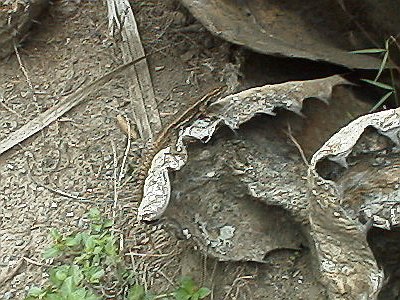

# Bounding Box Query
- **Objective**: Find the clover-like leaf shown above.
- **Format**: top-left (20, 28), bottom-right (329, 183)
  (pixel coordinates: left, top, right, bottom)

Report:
top-left (86, 266), bottom-right (105, 283)
top-left (43, 246), bottom-right (61, 259)
top-left (65, 233), bottom-right (82, 247)
top-left (196, 287), bottom-right (211, 299)
top-left (174, 288), bottom-right (191, 300)
top-left (103, 219), bottom-right (114, 228)
top-left (179, 277), bottom-right (196, 294)
top-left (69, 265), bottom-right (84, 286)
top-left (127, 284), bottom-right (146, 300)
top-left (49, 229), bottom-right (62, 241)
top-left (26, 286), bottom-right (46, 299)
top-left (88, 208), bottom-right (101, 221)
top-left (44, 293), bottom-right (63, 300)
top-left (60, 276), bottom-right (76, 296)
top-left (49, 266), bottom-right (69, 287)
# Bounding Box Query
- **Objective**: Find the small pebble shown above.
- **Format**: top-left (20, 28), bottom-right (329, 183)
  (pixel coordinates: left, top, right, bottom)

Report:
top-left (6, 164), bottom-right (15, 170)
top-left (206, 171), bottom-right (216, 178)
top-left (3, 291), bottom-right (13, 300)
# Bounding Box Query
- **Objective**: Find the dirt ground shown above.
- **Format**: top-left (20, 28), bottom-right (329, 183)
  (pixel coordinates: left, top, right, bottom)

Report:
top-left (0, 1), bottom-right (363, 299)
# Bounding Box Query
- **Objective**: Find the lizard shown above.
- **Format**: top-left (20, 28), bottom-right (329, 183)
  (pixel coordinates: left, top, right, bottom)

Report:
top-left (121, 86), bottom-right (226, 205)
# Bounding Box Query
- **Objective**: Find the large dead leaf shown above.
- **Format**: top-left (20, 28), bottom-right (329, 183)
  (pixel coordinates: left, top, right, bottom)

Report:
top-left (138, 75), bottom-right (348, 222)
top-left (180, 0), bottom-right (400, 68)
top-left (138, 75), bottom-right (400, 298)
top-left (137, 75), bottom-right (349, 266)
top-left (307, 109), bottom-right (400, 299)
top-left (311, 108), bottom-right (400, 168)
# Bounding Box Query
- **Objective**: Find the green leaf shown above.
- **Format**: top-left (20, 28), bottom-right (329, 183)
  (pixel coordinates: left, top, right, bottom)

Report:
top-left (50, 229), bottom-right (62, 241)
top-left (127, 284), bottom-right (145, 300)
top-left (369, 91), bottom-right (394, 112)
top-left (174, 289), bottom-right (191, 300)
top-left (65, 233), bottom-right (82, 247)
top-left (80, 232), bottom-right (89, 243)
top-left (55, 268), bottom-right (69, 282)
top-left (92, 254), bottom-right (101, 265)
top-left (196, 288), bottom-right (211, 299)
top-left (84, 291), bottom-right (101, 300)
top-left (60, 276), bottom-right (76, 296)
top-left (88, 208), bottom-right (101, 220)
top-left (93, 245), bottom-right (103, 255)
top-left (27, 286), bottom-right (46, 298)
top-left (87, 267), bottom-right (105, 283)
top-left (84, 236), bottom-right (96, 251)
top-left (104, 238), bottom-right (118, 256)
top-left (375, 50), bottom-right (389, 81)
top-left (180, 277), bottom-right (196, 294)
top-left (43, 246), bottom-right (61, 259)
top-left (351, 48), bottom-right (386, 54)
top-left (69, 265), bottom-right (83, 285)
top-left (68, 287), bottom-right (87, 300)
top-left (91, 224), bottom-right (102, 233)
top-left (45, 293), bottom-right (63, 300)
top-left (143, 293), bottom-right (156, 300)
top-left (49, 266), bottom-right (70, 287)
top-left (362, 79), bottom-right (394, 90)
top-left (103, 219), bottom-right (114, 228)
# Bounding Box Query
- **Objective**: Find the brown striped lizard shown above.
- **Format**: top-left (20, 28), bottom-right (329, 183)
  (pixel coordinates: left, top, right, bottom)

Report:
top-left (118, 86), bottom-right (225, 202)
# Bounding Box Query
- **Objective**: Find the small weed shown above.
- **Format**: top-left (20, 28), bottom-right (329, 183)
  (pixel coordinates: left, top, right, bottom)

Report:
top-left (25, 208), bottom-right (210, 300)
top-left (173, 277), bottom-right (211, 300)
top-left (126, 277), bottom-right (211, 300)
top-left (352, 36), bottom-right (400, 112)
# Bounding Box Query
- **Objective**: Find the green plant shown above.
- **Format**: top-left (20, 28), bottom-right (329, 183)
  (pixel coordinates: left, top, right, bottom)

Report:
top-left (26, 208), bottom-right (131, 300)
top-left (173, 277), bottom-right (211, 300)
top-left (125, 277), bottom-right (211, 300)
top-left (352, 36), bottom-right (400, 112)
top-left (26, 265), bottom-right (99, 300)
top-left (25, 209), bottom-right (211, 300)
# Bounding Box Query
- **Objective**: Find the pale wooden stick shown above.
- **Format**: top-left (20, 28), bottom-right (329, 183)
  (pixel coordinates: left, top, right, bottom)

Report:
top-left (106, 0), bottom-right (162, 141)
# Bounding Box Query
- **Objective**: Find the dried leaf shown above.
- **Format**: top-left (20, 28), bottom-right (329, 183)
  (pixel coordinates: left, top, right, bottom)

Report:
top-left (138, 75), bottom-right (349, 221)
top-left (311, 108), bottom-right (400, 168)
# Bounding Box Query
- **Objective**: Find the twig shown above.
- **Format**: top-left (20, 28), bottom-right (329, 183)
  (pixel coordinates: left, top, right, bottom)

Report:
top-left (0, 258), bottom-right (24, 285)
top-left (284, 123), bottom-right (309, 167)
top-left (0, 99), bottom-right (25, 119)
top-left (210, 260), bottom-right (218, 300)
top-left (156, 269), bottom-right (175, 286)
top-left (0, 52), bottom-right (157, 156)
top-left (22, 256), bottom-right (49, 267)
top-left (13, 43), bottom-right (40, 112)
top-left (335, 0), bottom-right (379, 48)
top-left (111, 141), bottom-right (119, 214)
top-left (26, 160), bottom-right (103, 203)
top-left (118, 117), bottom-right (132, 185)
